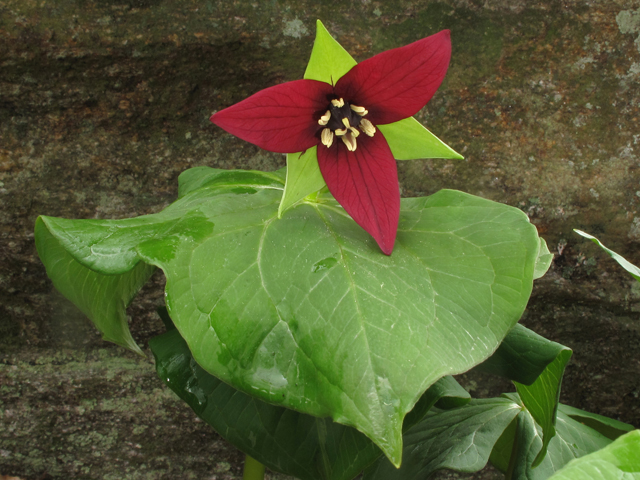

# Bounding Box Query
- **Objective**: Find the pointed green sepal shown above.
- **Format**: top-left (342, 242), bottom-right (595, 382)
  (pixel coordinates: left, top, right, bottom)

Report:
top-left (379, 117), bottom-right (463, 160)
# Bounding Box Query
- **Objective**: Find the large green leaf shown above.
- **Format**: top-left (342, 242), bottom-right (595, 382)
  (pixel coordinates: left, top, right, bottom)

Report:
top-left (149, 327), bottom-right (470, 480)
top-left (547, 429), bottom-right (640, 480)
top-left (36, 167), bottom-right (541, 464)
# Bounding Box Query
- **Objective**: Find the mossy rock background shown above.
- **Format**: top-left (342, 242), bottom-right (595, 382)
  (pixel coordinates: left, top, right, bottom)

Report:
top-left (1, 1), bottom-right (639, 478)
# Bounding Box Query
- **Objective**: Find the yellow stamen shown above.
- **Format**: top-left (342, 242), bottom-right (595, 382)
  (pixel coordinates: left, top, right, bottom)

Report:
top-left (321, 128), bottom-right (334, 147)
top-left (331, 98), bottom-right (345, 108)
top-left (350, 104), bottom-right (368, 116)
top-left (334, 127), bottom-right (348, 136)
top-left (341, 132), bottom-right (357, 151)
top-left (318, 110), bottom-right (331, 126)
top-left (341, 118), bottom-right (351, 129)
top-left (359, 118), bottom-right (376, 137)
top-left (349, 127), bottom-right (360, 137)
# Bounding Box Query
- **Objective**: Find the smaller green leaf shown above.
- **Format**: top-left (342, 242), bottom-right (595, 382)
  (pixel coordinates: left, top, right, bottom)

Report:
top-left (178, 166), bottom-right (285, 198)
top-left (404, 376), bottom-right (470, 429)
top-left (534, 237), bottom-right (553, 280)
top-left (35, 217), bottom-right (155, 354)
top-left (378, 117), bottom-right (463, 160)
top-left (508, 408), bottom-right (614, 480)
top-left (559, 404), bottom-right (635, 441)
top-left (364, 398), bottom-right (521, 480)
top-left (475, 324), bottom-right (569, 386)
top-left (574, 229), bottom-right (640, 281)
top-left (279, 147), bottom-right (327, 217)
top-left (515, 349), bottom-right (573, 467)
top-left (304, 20), bottom-right (357, 84)
top-left (547, 429), bottom-right (640, 480)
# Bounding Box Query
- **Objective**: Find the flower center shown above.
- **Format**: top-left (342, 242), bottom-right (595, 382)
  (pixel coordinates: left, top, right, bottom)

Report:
top-left (317, 98), bottom-right (376, 152)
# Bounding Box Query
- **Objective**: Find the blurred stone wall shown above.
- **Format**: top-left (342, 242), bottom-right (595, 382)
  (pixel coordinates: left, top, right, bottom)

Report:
top-left (1, 1), bottom-right (639, 479)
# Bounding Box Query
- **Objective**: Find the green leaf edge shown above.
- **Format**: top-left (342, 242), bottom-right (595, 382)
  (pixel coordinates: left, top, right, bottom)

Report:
top-left (574, 229), bottom-right (640, 281)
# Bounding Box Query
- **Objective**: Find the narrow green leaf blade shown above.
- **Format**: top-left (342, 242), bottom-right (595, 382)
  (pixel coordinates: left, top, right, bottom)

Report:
top-left (279, 147), bottom-right (326, 217)
top-left (574, 229), bottom-right (640, 281)
top-left (547, 429), bottom-right (640, 480)
top-left (515, 349), bottom-right (573, 466)
top-left (364, 398), bottom-right (521, 480)
top-left (475, 324), bottom-right (569, 386)
top-left (304, 20), bottom-right (357, 84)
top-left (559, 404), bottom-right (635, 441)
top-left (35, 217), bottom-right (154, 354)
top-left (379, 117), bottom-right (463, 160)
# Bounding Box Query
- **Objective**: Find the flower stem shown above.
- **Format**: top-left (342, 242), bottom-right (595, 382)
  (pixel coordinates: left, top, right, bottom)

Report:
top-left (242, 454), bottom-right (266, 480)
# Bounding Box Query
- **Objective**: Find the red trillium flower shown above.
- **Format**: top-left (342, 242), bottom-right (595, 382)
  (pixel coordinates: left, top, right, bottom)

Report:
top-left (211, 30), bottom-right (451, 255)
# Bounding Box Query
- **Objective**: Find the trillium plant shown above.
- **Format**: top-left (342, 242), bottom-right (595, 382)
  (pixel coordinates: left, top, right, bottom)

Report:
top-left (35, 20), bottom-right (637, 480)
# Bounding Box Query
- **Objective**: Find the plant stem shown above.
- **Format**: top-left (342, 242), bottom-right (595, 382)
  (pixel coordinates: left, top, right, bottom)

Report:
top-left (242, 454), bottom-right (266, 480)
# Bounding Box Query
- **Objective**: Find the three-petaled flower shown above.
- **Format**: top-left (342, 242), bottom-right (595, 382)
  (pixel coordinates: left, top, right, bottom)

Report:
top-left (211, 25), bottom-right (452, 255)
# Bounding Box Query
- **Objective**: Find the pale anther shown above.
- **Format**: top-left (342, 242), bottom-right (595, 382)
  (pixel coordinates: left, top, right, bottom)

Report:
top-left (341, 118), bottom-right (351, 129)
top-left (331, 98), bottom-right (345, 108)
top-left (321, 128), bottom-right (334, 148)
top-left (359, 118), bottom-right (376, 137)
top-left (350, 104), bottom-right (368, 116)
top-left (341, 133), bottom-right (357, 151)
top-left (318, 110), bottom-right (331, 126)
top-left (335, 127), bottom-right (348, 136)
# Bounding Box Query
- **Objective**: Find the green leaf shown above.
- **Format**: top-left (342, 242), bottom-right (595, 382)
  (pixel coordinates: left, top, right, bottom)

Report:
top-left (378, 118), bottom-right (463, 161)
top-left (279, 147), bottom-right (327, 217)
top-left (507, 408), bottom-right (614, 480)
top-left (364, 398), bottom-right (521, 480)
top-left (534, 237), bottom-right (553, 280)
top-left (149, 328), bottom-right (472, 480)
top-left (36, 167), bottom-right (542, 465)
top-left (474, 324), bottom-right (569, 386)
top-left (574, 229), bottom-right (640, 281)
top-left (547, 429), bottom-right (640, 480)
top-left (559, 404), bottom-right (635, 441)
top-left (304, 20), bottom-right (357, 84)
top-left (35, 217), bottom-right (155, 354)
top-left (515, 348), bottom-right (573, 467)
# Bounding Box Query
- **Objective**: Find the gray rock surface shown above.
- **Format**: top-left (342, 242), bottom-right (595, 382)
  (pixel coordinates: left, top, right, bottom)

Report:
top-left (1, 1), bottom-right (639, 479)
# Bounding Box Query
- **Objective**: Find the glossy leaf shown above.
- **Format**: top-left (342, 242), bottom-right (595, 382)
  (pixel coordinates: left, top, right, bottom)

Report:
top-left (364, 398), bottom-right (521, 480)
top-left (34, 218), bottom-right (155, 354)
top-left (378, 118), bottom-right (463, 161)
top-left (150, 327), bottom-right (470, 480)
top-left (547, 429), bottom-right (640, 480)
top-left (574, 229), bottom-right (640, 281)
top-left (507, 408), bottom-right (613, 480)
top-left (36, 167), bottom-right (542, 465)
top-left (474, 323), bottom-right (568, 386)
top-left (515, 348), bottom-right (573, 466)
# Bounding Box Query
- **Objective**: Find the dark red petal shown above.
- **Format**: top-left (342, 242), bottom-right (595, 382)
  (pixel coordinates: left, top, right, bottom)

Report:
top-left (335, 30), bottom-right (451, 126)
top-left (317, 132), bottom-right (399, 255)
top-left (210, 79), bottom-right (334, 153)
